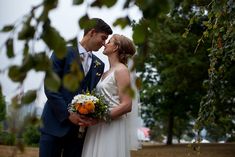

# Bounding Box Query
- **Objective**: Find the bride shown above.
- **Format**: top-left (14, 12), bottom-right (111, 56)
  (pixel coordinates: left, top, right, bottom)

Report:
top-left (82, 34), bottom-right (141, 157)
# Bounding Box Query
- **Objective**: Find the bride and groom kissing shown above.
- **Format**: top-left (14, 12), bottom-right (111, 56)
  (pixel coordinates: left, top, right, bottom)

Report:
top-left (39, 18), bottom-right (140, 157)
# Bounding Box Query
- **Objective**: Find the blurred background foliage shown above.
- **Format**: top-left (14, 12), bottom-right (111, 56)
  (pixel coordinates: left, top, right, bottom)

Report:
top-left (0, 0), bottom-right (234, 148)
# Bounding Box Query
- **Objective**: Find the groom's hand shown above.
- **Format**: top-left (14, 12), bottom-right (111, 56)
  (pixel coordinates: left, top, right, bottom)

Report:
top-left (68, 112), bottom-right (89, 126)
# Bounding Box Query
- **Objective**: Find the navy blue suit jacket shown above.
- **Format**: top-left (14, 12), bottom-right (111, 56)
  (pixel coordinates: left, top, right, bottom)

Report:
top-left (40, 46), bottom-right (104, 137)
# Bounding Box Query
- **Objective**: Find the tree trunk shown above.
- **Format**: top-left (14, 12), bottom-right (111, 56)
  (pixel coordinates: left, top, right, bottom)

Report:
top-left (166, 111), bottom-right (174, 145)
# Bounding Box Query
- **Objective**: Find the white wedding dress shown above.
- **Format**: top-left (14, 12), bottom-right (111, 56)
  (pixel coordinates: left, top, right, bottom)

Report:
top-left (81, 70), bottom-right (141, 157)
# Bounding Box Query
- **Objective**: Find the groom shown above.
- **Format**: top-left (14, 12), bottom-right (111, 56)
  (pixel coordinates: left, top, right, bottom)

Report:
top-left (39, 18), bottom-right (113, 157)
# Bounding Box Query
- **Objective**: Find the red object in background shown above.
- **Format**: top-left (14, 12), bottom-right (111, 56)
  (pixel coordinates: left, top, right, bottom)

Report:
top-left (138, 127), bottom-right (150, 141)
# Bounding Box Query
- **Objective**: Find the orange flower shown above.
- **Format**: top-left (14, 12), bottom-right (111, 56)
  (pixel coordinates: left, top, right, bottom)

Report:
top-left (84, 101), bottom-right (95, 112)
top-left (78, 105), bottom-right (89, 114)
top-left (74, 103), bottom-right (82, 111)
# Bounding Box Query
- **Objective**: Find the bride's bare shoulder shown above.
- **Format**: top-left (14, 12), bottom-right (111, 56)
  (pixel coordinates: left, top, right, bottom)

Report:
top-left (115, 64), bottom-right (129, 73)
top-left (113, 64), bottom-right (130, 82)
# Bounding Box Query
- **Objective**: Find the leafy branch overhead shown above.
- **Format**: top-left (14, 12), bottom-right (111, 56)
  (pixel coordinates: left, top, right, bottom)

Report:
top-left (0, 0), bottom-right (137, 94)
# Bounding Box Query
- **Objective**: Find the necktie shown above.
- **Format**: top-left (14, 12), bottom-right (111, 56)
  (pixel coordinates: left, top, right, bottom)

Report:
top-left (82, 52), bottom-right (90, 75)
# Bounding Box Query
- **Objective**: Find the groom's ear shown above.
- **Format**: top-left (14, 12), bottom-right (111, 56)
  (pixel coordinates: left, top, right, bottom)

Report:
top-left (89, 29), bottom-right (96, 37)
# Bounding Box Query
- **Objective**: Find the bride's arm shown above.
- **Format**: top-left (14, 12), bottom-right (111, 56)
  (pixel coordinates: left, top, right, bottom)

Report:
top-left (109, 67), bottom-right (132, 120)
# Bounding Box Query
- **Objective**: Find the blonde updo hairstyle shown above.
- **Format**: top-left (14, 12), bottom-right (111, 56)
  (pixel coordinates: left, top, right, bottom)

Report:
top-left (112, 34), bottom-right (136, 65)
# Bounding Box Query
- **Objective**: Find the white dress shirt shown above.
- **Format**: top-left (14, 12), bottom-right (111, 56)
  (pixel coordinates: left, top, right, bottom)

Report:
top-left (78, 43), bottom-right (92, 75)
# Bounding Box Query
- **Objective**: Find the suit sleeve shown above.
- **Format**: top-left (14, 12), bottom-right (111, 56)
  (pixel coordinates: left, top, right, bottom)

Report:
top-left (44, 52), bottom-right (69, 123)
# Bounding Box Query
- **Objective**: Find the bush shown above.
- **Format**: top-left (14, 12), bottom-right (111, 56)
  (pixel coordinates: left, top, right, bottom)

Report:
top-left (0, 131), bottom-right (15, 145)
top-left (23, 124), bottom-right (40, 147)
top-left (227, 136), bottom-right (235, 142)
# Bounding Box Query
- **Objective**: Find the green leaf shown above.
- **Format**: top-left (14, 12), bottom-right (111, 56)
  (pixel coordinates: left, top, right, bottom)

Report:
top-left (135, 77), bottom-right (142, 90)
top-left (73, 0), bottom-right (84, 5)
top-left (23, 42), bottom-right (29, 56)
top-left (113, 16), bottom-right (131, 29)
top-left (22, 90), bottom-right (37, 104)
top-left (8, 65), bottom-right (26, 82)
top-left (90, 0), bottom-right (102, 8)
top-left (18, 23), bottom-right (35, 40)
top-left (123, 0), bottom-right (131, 9)
top-left (42, 21), bottom-right (67, 59)
top-left (6, 38), bottom-right (14, 58)
top-left (16, 139), bottom-right (25, 153)
top-left (1, 25), bottom-right (14, 32)
top-left (67, 37), bottom-right (78, 48)
top-left (102, 0), bottom-right (117, 8)
top-left (136, 0), bottom-right (171, 18)
top-left (11, 95), bottom-right (21, 109)
top-left (125, 86), bottom-right (135, 98)
top-left (33, 52), bottom-right (51, 71)
top-left (90, 0), bottom-right (117, 8)
top-left (22, 54), bottom-right (33, 71)
top-left (195, 0), bottom-right (211, 6)
top-left (182, 28), bottom-right (189, 38)
top-left (44, 71), bottom-right (61, 92)
top-left (79, 15), bottom-right (89, 29)
top-left (63, 74), bottom-right (80, 91)
top-left (135, 0), bottom-right (146, 10)
top-left (39, 8), bottom-right (49, 22)
top-left (78, 15), bottom-right (96, 30)
top-left (22, 52), bottom-right (51, 73)
top-left (43, 0), bottom-right (58, 10)
top-left (133, 24), bottom-right (146, 44)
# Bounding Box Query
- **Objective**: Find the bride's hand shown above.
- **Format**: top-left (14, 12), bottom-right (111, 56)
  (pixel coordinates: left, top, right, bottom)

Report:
top-left (84, 117), bottom-right (99, 126)
top-left (68, 112), bottom-right (88, 126)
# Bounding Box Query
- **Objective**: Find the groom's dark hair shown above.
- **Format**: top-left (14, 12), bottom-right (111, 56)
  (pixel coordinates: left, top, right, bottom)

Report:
top-left (83, 18), bottom-right (113, 36)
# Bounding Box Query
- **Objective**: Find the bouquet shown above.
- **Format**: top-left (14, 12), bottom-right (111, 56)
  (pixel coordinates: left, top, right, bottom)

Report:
top-left (68, 91), bottom-right (110, 138)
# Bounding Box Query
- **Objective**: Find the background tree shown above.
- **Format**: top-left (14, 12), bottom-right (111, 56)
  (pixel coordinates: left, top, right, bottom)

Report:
top-left (138, 11), bottom-right (210, 144)
top-left (191, 0), bottom-right (235, 141)
top-left (0, 89), bottom-right (6, 122)
top-left (0, 89), bottom-right (15, 146)
top-left (135, 0), bottom-right (234, 143)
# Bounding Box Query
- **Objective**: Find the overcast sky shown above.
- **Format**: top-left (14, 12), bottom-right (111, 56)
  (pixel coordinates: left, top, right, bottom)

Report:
top-left (0, 0), bottom-right (142, 108)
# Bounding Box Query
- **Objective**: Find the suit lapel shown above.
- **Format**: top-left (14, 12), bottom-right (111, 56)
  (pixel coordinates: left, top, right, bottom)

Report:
top-left (73, 45), bottom-right (85, 75)
top-left (89, 55), bottom-right (103, 89)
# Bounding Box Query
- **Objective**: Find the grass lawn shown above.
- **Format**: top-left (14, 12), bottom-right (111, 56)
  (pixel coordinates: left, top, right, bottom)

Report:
top-left (0, 143), bottom-right (235, 157)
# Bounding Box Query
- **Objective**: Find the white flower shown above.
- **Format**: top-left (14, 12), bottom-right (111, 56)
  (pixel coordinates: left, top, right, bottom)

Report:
top-left (71, 94), bottom-right (99, 104)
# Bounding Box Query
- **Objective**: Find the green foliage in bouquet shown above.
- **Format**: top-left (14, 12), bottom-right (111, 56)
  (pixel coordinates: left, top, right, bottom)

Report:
top-left (68, 90), bottom-right (110, 122)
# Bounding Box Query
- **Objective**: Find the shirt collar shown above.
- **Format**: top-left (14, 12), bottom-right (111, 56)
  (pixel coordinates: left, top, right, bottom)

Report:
top-left (78, 42), bottom-right (92, 57)
top-left (78, 42), bottom-right (87, 55)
